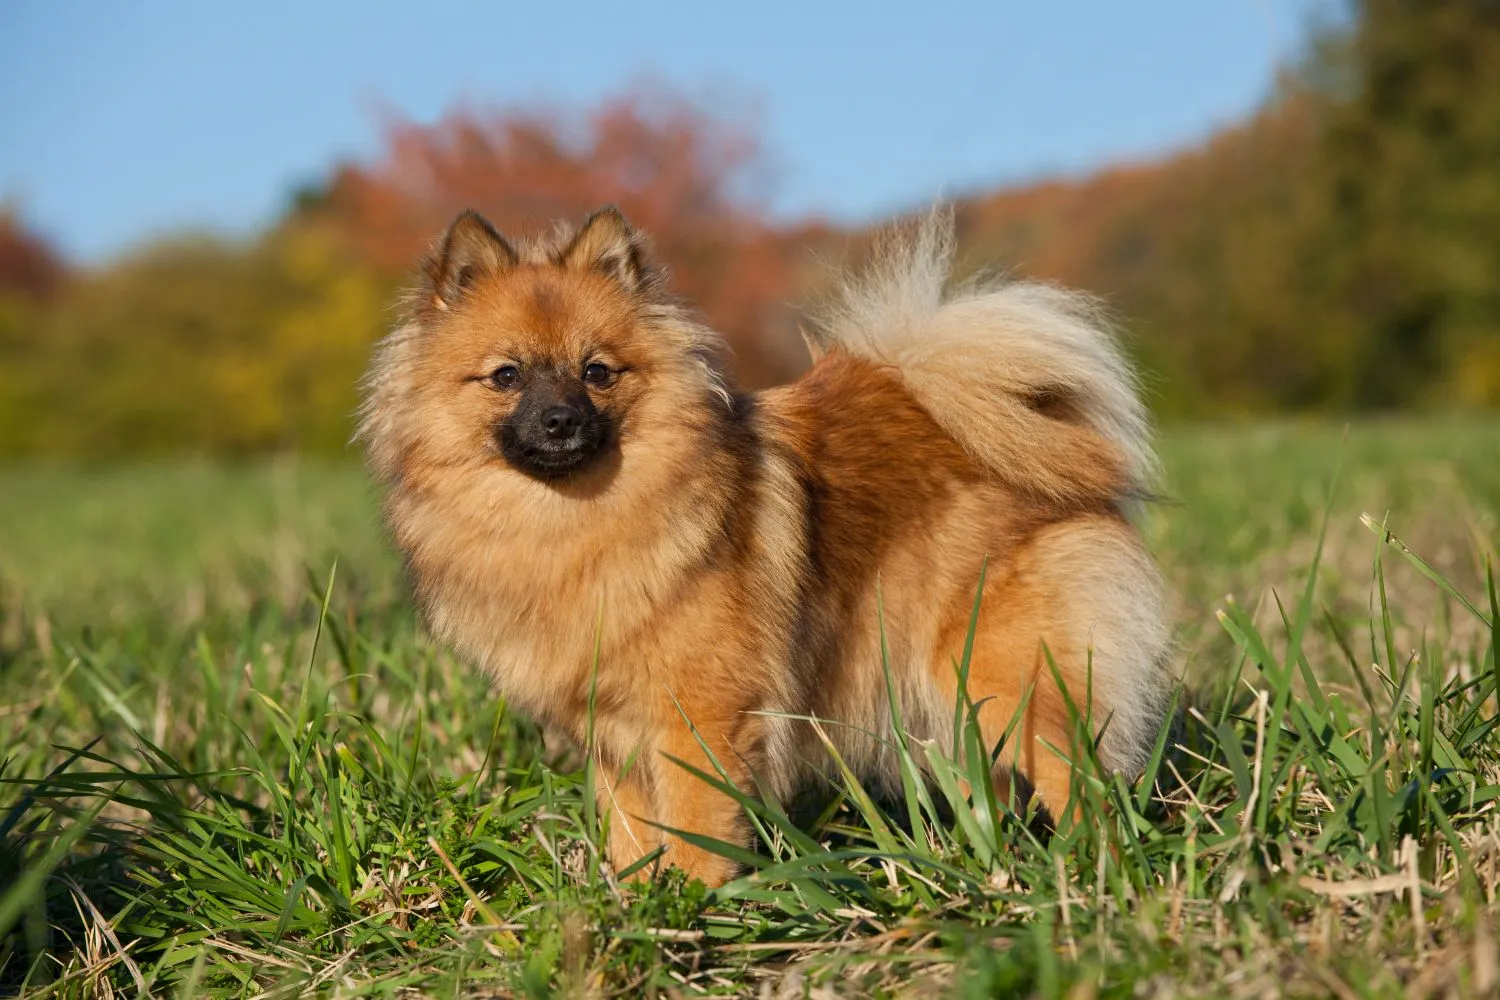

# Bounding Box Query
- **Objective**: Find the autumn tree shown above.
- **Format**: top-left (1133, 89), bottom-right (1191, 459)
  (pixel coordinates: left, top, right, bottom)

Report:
top-left (0, 208), bottom-right (66, 301)
top-left (0, 210), bottom-right (70, 451)
top-left (305, 89), bottom-right (812, 386)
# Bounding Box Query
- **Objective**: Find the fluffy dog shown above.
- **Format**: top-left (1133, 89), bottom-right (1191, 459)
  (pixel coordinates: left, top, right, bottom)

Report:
top-left (359, 205), bottom-right (1172, 886)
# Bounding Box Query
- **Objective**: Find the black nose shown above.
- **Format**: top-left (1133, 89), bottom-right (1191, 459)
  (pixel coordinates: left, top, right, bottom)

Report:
top-left (540, 405), bottom-right (583, 440)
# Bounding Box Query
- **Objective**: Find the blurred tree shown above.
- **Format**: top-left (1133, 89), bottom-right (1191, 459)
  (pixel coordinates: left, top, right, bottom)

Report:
top-left (0, 207), bottom-right (66, 301)
top-left (3, 228), bottom-right (384, 455)
top-left (0, 210), bottom-right (69, 452)
top-left (307, 87), bottom-right (811, 387)
top-left (941, 0), bottom-right (1500, 414)
top-left (949, 94), bottom-right (1331, 416)
top-left (1310, 0), bottom-right (1500, 407)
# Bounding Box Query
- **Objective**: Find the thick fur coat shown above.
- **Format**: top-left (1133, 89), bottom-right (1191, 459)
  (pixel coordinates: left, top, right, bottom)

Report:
top-left (359, 206), bottom-right (1172, 885)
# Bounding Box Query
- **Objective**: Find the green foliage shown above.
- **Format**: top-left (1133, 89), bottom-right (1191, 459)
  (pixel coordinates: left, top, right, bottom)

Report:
top-left (2, 419), bottom-right (1499, 995)
top-left (0, 226), bottom-right (390, 456)
top-left (1313, 0), bottom-right (1500, 408)
top-left (1178, 0), bottom-right (1500, 411)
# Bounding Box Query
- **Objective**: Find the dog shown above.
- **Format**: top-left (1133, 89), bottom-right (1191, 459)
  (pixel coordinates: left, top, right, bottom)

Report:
top-left (358, 205), bottom-right (1172, 886)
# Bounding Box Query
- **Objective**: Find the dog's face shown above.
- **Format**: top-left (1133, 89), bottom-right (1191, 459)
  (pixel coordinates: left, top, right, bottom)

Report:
top-left (490, 360), bottom-right (608, 480)
top-left (366, 208), bottom-right (727, 500)
top-left (433, 244), bottom-right (644, 484)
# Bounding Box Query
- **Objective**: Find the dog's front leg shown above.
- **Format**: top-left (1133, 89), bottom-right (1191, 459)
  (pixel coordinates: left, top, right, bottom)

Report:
top-left (647, 716), bottom-right (752, 887)
top-left (596, 757), bottom-right (664, 880)
top-left (595, 720), bottom-right (749, 887)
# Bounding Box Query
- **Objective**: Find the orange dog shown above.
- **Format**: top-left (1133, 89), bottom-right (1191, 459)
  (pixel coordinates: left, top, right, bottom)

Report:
top-left (359, 206), bottom-right (1172, 885)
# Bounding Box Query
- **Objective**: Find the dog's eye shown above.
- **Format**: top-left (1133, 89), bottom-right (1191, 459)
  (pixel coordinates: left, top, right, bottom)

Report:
top-left (582, 362), bottom-right (611, 386)
top-left (486, 365), bottom-right (521, 389)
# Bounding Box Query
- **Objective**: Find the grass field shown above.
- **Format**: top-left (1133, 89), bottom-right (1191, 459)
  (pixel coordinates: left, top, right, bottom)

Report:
top-left (2, 417), bottom-right (1499, 997)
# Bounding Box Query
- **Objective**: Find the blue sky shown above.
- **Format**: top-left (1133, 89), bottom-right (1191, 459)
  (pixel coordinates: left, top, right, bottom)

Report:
top-left (0, 0), bottom-right (1329, 263)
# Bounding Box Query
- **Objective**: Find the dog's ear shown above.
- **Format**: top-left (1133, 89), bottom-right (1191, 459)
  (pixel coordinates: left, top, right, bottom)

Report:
top-left (560, 206), bottom-right (645, 291)
top-left (425, 210), bottom-right (518, 310)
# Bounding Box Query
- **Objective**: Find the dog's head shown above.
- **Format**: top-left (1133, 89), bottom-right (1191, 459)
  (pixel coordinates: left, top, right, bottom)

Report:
top-left (360, 207), bottom-right (732, 499)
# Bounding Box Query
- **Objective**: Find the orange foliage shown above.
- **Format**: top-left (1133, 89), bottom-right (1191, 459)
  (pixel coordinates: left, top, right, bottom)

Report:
top-left (311, 90), bottom-right (817, 387)
top-left (294, 85), bottom-right (1342, 409)
top-left (0, 209), bottom-right (66, 301)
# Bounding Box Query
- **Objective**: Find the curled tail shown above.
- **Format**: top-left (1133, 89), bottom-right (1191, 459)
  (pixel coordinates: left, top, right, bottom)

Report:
top-left (809, 208), bottom-right (1156, 508)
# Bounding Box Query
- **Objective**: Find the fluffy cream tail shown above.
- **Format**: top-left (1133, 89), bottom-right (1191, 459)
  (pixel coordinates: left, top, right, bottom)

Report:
top-left (811, 208), bottom-right (1156, 507)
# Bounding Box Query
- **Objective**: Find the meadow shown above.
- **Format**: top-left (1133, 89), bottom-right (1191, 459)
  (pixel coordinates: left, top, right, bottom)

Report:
top-left (2, 417), bottom-right (1498, 997)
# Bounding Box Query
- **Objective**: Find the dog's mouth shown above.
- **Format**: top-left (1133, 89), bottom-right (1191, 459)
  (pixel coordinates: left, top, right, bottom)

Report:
top-left (495, 421), bottom-right (609, 480)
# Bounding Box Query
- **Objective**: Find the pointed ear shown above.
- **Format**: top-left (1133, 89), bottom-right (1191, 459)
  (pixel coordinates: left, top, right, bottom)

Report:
top-left (425, 210), bottom-right (517, 310)
top-left (560, 206), bottom-right (645, 291)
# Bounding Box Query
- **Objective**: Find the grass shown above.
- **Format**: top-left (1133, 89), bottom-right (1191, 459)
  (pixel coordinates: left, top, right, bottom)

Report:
top-left (1, 415), bottom-right (1498, 997)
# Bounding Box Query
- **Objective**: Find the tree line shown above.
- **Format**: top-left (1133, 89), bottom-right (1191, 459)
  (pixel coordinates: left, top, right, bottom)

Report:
top-left (1, 0), bottom-right (1495, 456)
